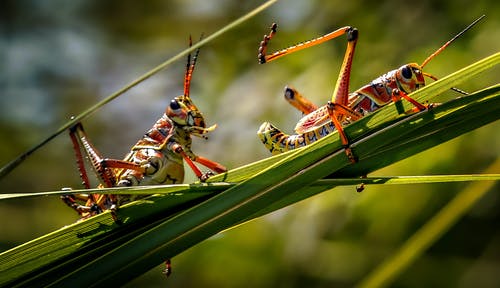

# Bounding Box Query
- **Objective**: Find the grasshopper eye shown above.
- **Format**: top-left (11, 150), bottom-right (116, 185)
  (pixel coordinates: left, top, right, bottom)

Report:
top-left (170, 99), bottom-right (180, 110)
top-left (401, 65), bottom-right (412, 80)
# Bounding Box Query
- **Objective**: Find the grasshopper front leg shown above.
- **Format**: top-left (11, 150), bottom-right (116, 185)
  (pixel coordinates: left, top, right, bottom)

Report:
top-left (170, 143), bottom-right (227, 182)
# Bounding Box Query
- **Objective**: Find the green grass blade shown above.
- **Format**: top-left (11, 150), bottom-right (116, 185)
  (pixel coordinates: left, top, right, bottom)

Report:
top-left (2, 174), bottom-right (499, 201)
top-left (0, 53), bottom-right (498, 286)
top-left (0, 189), bottom-right (220, 287)
top-left (45, 84), bottom-right (500, 286)
top-left (0, 182), bottom-right (234, 200)
top-left (314, 174), bottom-right (500, 186)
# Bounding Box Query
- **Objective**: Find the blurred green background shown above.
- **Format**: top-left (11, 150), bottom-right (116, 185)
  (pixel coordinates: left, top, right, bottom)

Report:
top-left (1, 0), bottom-right (499, 287)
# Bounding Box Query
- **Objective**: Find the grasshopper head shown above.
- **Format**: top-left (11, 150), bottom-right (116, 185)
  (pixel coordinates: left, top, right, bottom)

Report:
top-left (166, 37), bottom-right (216, 137)
top-left (395, 63), bottom-right (426, 93)
top-left (167, 95), bottom-right (216, 137)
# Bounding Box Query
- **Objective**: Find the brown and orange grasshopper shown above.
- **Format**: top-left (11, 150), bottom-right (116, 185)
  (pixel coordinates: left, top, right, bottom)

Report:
top-left (61, 37), bottom-right (227, 225)
top-left (257, 16), bottom-right (484, 162)
top-left (61, 37), bottom-right (227, 276)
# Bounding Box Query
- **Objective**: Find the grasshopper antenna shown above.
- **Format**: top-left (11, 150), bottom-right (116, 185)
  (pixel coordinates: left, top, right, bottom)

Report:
top-left (183, 34), bottom-right (203, 98)
top-left (420, 15), bottom-right (485, 96)
top-left (421, 15), bottom-right (485, 68)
